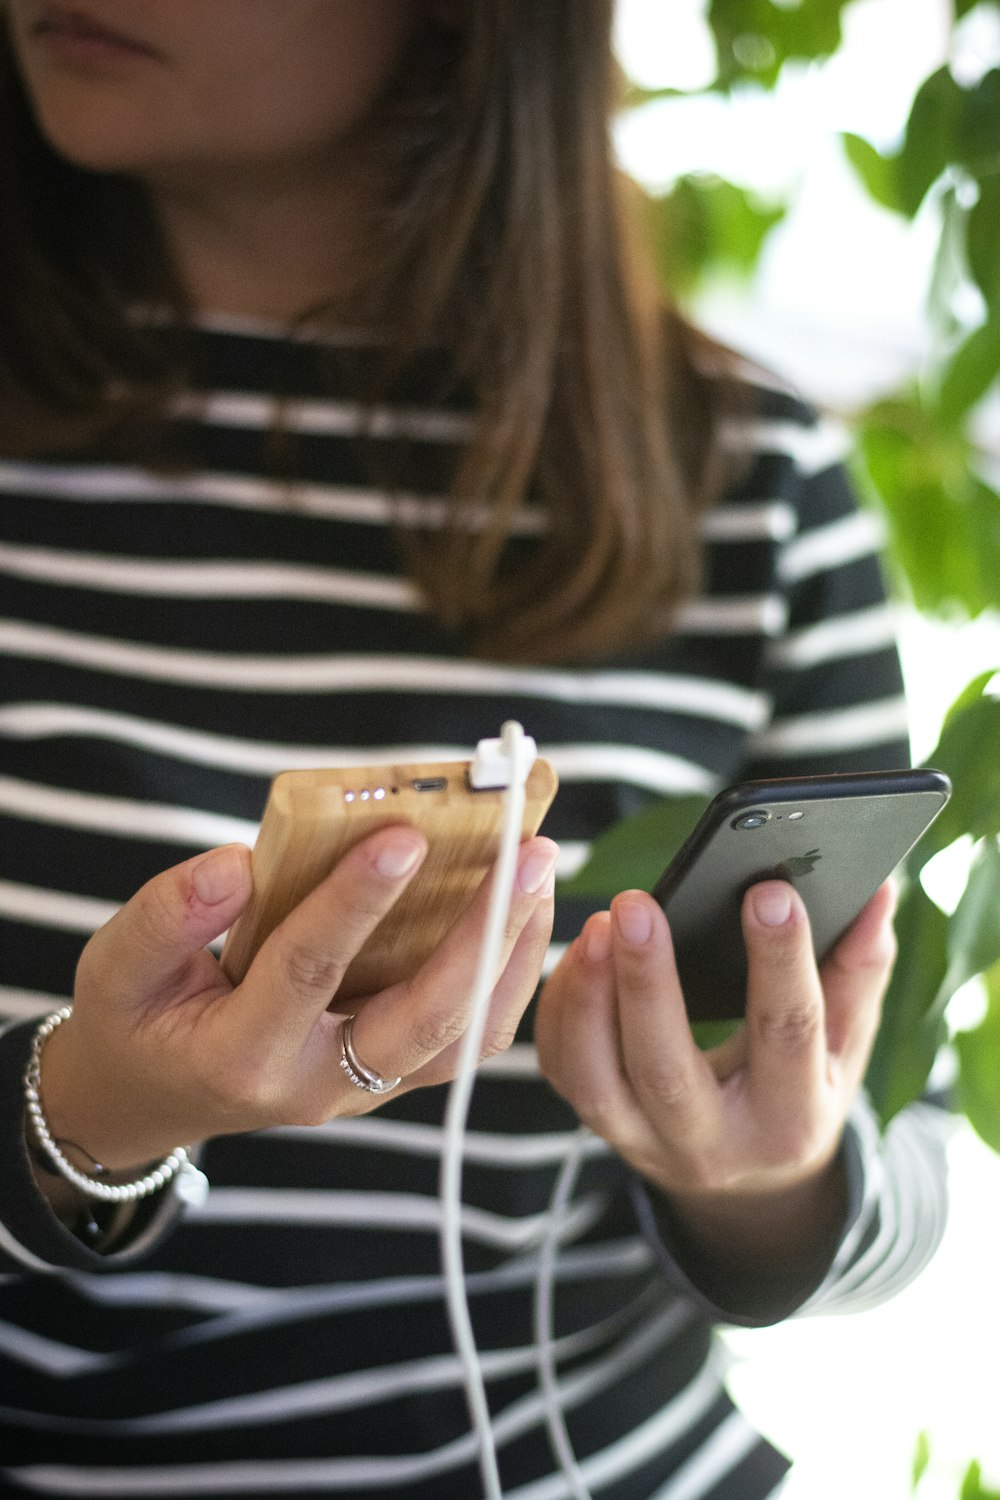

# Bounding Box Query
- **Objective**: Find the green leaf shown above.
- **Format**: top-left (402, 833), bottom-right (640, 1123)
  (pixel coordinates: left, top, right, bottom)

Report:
top-left (646, 177), bottom-right (786, 299)
top-left (707, 0), bottom-right (850, 91)
top-left (967, 175), bottom-right (1000, 313)
top-left (557, 793), bottom-right (710, 898)
top-left (857, 390), bottom-right (1000, 617)
top-left (938, 319), bottom-right (1000, 423)
top-left (955, 960), bottom-right (1000, 1153)
top-left (858, 402), bottom-right (991, 616)
top-left (897, 66), bottom-right (964, 216)
top-left (917, 685), bottom-right (1000, 862)
top-left (841, 132), bottom-right (902, 214)
top-left (944, 668), bottom-right (1000, 722)
top-left (911, 1429), bottom-right (932, 1492)
top-left (691, 1018), bottom-right (743, 1051)
top-left (619, 82), bottom-right (688, 112)
top-left (926, 184), bottom-right (968, 337)
top-left (865, 881), bottom-right (950, 1124)
top-left (960, 1457), bottom-right (1000, 1500)
top-left (931, 838), bottom-right (1000, 1019)
top-left (954, 68), bottom-right (1000, 174)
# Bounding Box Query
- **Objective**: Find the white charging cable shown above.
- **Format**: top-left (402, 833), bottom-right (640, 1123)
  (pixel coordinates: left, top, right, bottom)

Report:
top-left (533, 1124), bottom-right (595, 1500)
top-left (439, 720), bottom-right (536, 1500)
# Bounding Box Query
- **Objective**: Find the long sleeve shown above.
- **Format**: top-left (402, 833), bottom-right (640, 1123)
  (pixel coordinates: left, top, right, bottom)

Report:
top-left (631, 1091), bottom-right (950, 1329)
top-left (0, 1018), bottom-right (189, 1272)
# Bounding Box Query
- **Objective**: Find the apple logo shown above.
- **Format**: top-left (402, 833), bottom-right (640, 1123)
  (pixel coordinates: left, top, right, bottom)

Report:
top-left (774, 848), bottom-right (821, 879)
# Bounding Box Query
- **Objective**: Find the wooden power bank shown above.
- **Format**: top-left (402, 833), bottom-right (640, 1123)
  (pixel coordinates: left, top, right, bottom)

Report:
top-left (220, 756), bottom-right (558, 1001)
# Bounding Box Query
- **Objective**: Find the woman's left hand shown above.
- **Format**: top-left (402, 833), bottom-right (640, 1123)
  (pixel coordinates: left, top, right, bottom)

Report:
top-left (535, 879), bottom-right (897, 1283)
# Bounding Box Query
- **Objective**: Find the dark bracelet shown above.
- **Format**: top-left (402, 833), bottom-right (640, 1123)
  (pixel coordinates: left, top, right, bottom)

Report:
top-left (27, 1137), bottom-right (128, 1244)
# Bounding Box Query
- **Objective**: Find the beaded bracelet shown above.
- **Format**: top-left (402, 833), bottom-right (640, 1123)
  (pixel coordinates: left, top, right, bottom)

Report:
top-left (24, 1006), bottom-right (208, 1206)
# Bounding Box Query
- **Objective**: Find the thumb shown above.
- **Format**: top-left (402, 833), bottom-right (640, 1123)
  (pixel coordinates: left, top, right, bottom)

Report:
top-left (81, 845), bottom-right (252, 1004)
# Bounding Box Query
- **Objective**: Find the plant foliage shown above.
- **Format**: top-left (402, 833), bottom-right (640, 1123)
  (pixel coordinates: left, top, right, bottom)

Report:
top-left (610, 6), bottom-right (1000, 1483)
top-left (608, 0), bottom-right (1000, 1144)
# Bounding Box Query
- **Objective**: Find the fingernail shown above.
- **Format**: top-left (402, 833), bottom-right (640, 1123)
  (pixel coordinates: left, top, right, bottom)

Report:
top-left (375, 834), bottom-right (424, 878)
top-left (583, 915), bottom-right (612, 964)
top-left (192, 845), bottom-right (248, 905)
top-left (752, 883), bottom-right (793, 927)
top-left (614, 897), bottom-right (652, 946)
top-left (518, 841), bottom-right (559, 895)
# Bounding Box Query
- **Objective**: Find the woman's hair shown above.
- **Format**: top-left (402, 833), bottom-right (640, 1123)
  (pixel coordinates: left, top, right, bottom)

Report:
top-left (0, 0), bottom-right (741, 664)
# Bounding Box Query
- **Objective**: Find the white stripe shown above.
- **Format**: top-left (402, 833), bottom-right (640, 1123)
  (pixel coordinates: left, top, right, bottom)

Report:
top-left (0, 1225), bottom-right (55, 1276)
top-left (0, 718), bottom-right (604, 846)
top-left (0, 775), bottom-right (256, 848)
top-left (748, 696), bottom-right (911, 755)
top-left (168, 390), bottom-right (474, 444)
top-left (0, 623), bottom-right (768, 723)
top-left (778, 509), bottom-right (885, 584)
top-left (0, 986), bottom-right (65, 1021)
top-left (0, 461), bottom-right (547, 534)
top-left (185, 310), bottom-right (382, 342)
top-left (808, 1106), bottom-right (947, 1313)
top-left (187, 1187), bottom-right (605, 1250)
top-left (554, 841), bottom-right (590, 880)
top-left (274, 1115), bottom-right (610, 1168)
top-left (0, 880), bottom-right (117, 934)
top-left (1, 1299), bottom-right (648, 1436)
top-left (7, 1313), bottom-right (714, 1496)
top-left (767, 603), bottom-right (899, 669)
top-left (0, 705), bottom-right (488, 778)
top-left (546, 745), bottom-right (719, 796)
top-left (0, 543), bottom-right (421, 612)
top-left (477, 1042), bottom-right (543, 1076)
top-left (0, 714), bottom-right (746, 804)
top-left (503, 1345), bottom-right (728, 1500)
top-left (59, 1239), bottom-right (655, 1320)
top-left (720, 416), bottom-right (851, 475)
top-left (648, 1412), bottom-right (761, 1500)
top-left (0, 1239), bottom-right (657, 1375)
top-left (0, 1021), bottom-right (71, 1273)
top-left (540, 942), bottom-right (568, 976)
top-left (675, 594), bottom-right (787, 636)
top-left (699, 501), bottom-right (796, 543)
top-left (0, 716), bottom-right (718, 808)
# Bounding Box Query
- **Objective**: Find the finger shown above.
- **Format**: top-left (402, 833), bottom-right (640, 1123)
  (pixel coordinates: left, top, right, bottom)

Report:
top-left (79, 844), bottom-right (253, 1008)
top-left (354, 836), bottom-right (559, 1084)
top-left (245, 825), bottom-right (428, 1037)
top-left (611, 891), bottom-right (716, 1142)
top-left (742, 880), bottom-right (827, 1119)
top-left (820, 879), bottom-right (897, 1081)
top-left (535, 911), bottom-right (643, 1148)
top-left (407, 889), bottom-right (556, 1087)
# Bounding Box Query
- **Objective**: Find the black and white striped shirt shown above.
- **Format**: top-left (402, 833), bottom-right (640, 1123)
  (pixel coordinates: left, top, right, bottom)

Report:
top-left (0, 320), bottom-right (946, 1499)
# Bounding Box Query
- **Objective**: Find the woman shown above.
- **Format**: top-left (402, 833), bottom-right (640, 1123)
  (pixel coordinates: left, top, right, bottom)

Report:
top-left (0, 3), bottom-right (946, 1496)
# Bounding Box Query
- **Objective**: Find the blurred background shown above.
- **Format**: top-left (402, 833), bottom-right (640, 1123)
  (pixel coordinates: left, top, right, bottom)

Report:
top-left (611, 2), bottom-right (1000, 1496)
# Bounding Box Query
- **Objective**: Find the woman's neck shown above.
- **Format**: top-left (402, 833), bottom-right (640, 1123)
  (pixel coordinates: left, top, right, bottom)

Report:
top-left (147, 155), bottom-right (380, 325)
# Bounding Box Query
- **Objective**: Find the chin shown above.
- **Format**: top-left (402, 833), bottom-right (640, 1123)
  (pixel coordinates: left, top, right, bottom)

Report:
top-left (33, 102), bottom-right (160, 176)
top-left (18, 63), bottom-right (164, 174)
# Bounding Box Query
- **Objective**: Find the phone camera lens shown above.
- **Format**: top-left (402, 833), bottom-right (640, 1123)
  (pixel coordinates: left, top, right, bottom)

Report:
top-left (733, 810), bottom-right (769, 830)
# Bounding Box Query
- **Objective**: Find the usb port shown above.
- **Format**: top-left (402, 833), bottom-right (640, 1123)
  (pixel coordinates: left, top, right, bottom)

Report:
top-left (410, 777), bottom-right (448, 792)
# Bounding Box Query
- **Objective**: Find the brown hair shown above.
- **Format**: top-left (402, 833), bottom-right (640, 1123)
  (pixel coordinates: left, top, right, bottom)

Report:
top-left (0, 0), bottom-right (739, 664)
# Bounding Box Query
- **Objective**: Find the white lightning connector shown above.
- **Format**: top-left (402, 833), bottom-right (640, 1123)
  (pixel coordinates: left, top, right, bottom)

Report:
top-left (468, 726), bottom-right (538, 790)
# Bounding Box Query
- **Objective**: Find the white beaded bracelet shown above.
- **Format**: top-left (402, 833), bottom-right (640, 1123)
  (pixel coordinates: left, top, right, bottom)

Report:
top-left (24, 1006), bottom-right (208, 1206)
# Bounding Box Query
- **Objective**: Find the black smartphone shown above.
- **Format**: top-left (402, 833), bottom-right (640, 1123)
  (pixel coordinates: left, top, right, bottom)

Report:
top-left (651, 768), bottom-right (951, 1022)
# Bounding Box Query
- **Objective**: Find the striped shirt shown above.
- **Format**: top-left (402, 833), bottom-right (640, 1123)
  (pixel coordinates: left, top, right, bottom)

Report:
top-left (0, 320), bottom-right (946, 1498)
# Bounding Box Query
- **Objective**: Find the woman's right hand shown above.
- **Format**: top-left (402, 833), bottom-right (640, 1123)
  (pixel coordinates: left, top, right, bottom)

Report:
top-left (35, 827), bottom-right (558, 1175)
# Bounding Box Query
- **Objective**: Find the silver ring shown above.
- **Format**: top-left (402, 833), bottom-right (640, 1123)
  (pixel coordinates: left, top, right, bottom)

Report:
top-left (339, 1015), bottom-right (401, 1095)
